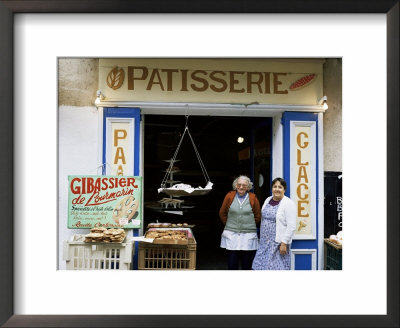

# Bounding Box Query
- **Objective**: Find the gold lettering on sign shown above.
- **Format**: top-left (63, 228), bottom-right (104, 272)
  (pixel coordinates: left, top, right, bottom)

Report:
top-left (297, 166), bottom-right (309, 183)
top-left (147, 69), bottom-right (164, 90)
top-left (114, 148), bottom-right (126, 164)
top-left (264, 72), bottom-right (271, 94)
top-left (297, 149), bottom-right (309, 165)
top-left (191, 70), bottom-right (209, 92)
top-left (127, 66), bottom-right (148, 90)
top-left (273, 73), bottom-right (288, 94)
top-left (229, 71), bottom-right (245, 93)
top-left (246, 72), bottom-right (263, 93)
top-left (123, 66), bottom-right (292, 94)
top-left (117, 165), bottom-right (124, 176)
top-left (111, 122), bottom-right (130, 177)
top-left (209, 71), bottom-right (227, 92)
top-left (298, 201), bottom-right (309, 217)
top-left (113, 129), bottom-right (127, 165)
top-left (297, 132), bottom-right (309, 148)
top-left (114, 129), bottom-right (127, 147)
top-left (180, 69), bottom-right (189, 91)
top-left (161, 69), bottom-right (179, 91)
top-left (296, 183), bottom-right (309, 200)
top-left (295, 128), bottom-right (311, 225)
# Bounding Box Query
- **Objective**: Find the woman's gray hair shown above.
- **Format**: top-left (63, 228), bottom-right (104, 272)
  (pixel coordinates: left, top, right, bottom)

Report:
top-left (232, 175), bottom-right (253, 191)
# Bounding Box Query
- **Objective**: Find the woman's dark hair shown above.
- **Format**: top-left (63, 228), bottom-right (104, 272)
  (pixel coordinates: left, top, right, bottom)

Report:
top-left (271, 177), bottom-right (287, 190)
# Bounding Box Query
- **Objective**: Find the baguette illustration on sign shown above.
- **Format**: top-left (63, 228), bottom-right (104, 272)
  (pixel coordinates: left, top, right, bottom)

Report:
top-left (107, 66), bottom-right (125, 90)
top-left (289, 74), bottom-right (317, 91)
top-left (112, 195), bottom-right (139, 225)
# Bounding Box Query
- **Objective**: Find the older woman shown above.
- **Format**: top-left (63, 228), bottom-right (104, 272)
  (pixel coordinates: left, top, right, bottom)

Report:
top-left (219, 175), bottom-right (261, 270)
top-left (252, 177), bottom-right (296, 270)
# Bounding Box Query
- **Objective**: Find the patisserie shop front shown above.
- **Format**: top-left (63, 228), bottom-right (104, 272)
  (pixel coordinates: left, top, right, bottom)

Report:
top-left (78, 58), bottom-right (327, 270)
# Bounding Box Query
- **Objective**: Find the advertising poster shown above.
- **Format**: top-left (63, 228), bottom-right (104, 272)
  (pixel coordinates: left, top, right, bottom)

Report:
top-left (68, 175), bottom-right (142, 229)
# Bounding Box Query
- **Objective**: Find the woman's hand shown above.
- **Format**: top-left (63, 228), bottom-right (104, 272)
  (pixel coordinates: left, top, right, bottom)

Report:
top-left (279, 242), bottom-right (287, 255)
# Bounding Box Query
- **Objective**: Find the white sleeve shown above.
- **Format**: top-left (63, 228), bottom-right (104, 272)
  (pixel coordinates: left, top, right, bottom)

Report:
top-left (282, 198), bottom-right (297, 244)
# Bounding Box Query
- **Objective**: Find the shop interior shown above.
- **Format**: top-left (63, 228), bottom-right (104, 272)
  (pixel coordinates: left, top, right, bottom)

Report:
top-left (143, 114), bottom-right (272, 269)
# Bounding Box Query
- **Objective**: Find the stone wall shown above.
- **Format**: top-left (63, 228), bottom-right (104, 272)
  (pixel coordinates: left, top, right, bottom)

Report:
top-left (323, 58), bottom-right (342, 172)
top-left (58, 58), bottom-right (99, 106)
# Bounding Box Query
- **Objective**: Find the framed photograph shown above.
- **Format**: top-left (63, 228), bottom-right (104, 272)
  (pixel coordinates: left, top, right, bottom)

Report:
top-left (1, 1), bottom-right (398, 327)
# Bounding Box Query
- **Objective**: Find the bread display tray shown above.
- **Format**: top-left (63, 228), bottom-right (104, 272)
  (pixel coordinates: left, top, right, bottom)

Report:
top-left (72, 234), bottom-right (127, 244)
top-left (145, 228), bottom-right (193, 245)
top-left (324, 238), bottom-right (342, 249)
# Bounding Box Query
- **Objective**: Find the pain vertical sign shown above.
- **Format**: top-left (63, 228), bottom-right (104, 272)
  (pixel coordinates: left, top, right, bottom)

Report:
top-left (111, 122), bottom-right (131, 176)
top-left (291, 122), bottom-right (317, 239)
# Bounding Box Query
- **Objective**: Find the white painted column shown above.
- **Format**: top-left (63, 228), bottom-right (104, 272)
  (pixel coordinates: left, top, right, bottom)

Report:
top-left (272, 113), bottom-right (283, 179)
top-left (318, 112), bottom-right (325, 269)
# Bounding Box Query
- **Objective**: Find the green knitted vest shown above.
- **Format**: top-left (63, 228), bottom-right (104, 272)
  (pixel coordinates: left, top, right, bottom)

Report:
top-left (225, 195), bottom-right (257, 233)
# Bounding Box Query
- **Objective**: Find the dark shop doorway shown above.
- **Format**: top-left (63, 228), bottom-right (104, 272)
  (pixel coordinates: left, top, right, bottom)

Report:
top-left (143, 114), bottom-right (272, 270)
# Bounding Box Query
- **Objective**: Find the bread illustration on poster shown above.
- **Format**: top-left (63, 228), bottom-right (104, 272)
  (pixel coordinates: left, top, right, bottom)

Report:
top-left (112, 195), bottom-right (139, 225)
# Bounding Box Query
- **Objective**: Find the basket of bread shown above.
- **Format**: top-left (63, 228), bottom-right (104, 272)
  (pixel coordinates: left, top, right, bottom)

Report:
top-left (147, 222), bottom-right (193, 228)
top-left (84, 227), bottom-right (126, 243)
top-left (328, 230), bottom-right (343, 246)
top-left (145, 229), bottom-right (188, 244)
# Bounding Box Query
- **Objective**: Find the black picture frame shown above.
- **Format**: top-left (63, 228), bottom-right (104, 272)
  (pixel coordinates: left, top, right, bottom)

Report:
top-left (1, 1), bottom-right (398, 327)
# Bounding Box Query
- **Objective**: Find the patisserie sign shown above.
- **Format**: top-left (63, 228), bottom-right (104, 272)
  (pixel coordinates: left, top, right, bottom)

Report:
top-left (67, 175), bottom-right (142, 229)
top-left (98, 59), bottom-right (324, 106)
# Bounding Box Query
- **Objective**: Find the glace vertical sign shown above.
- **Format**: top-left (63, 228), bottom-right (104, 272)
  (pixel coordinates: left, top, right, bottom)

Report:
top-left (291, 121), bottom-right (317, 239)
